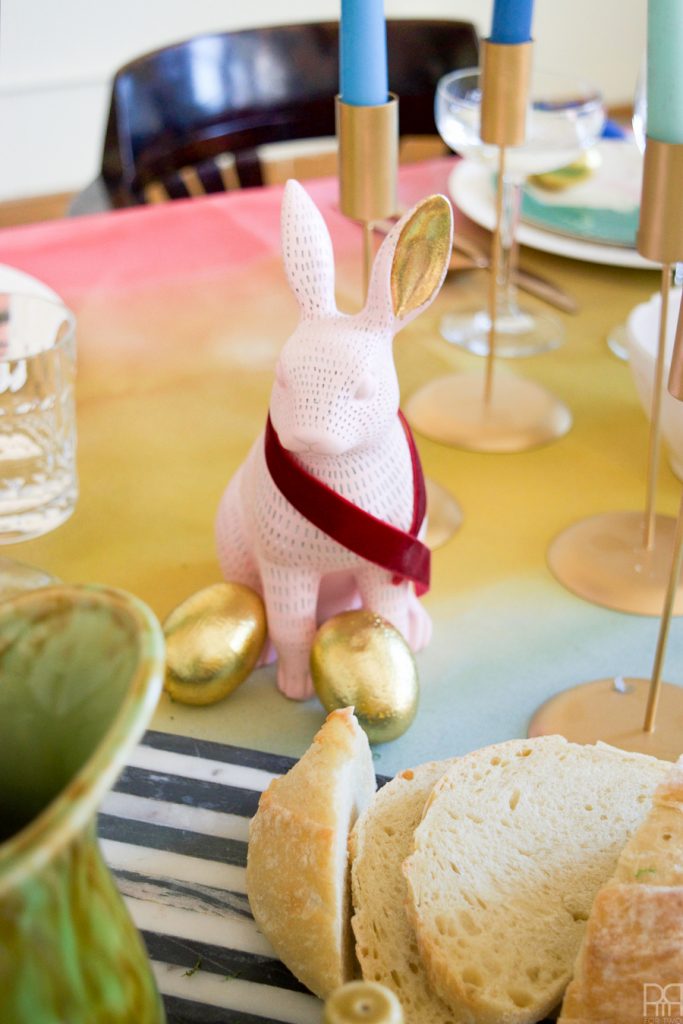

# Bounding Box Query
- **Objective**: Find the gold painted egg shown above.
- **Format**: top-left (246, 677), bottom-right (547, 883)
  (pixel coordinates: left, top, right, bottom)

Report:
top-left (310, 610), bottom-right (419, 744)
top-left (163, 582), bottom-right (266, 705)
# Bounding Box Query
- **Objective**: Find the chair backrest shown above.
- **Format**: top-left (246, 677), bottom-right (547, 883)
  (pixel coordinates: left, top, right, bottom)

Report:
top-left (101, 20), bottom-right (479, 207)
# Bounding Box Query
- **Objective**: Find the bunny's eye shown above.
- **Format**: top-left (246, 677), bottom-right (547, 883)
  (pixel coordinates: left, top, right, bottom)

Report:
top-left (354, 373), bottom-right (376, 401)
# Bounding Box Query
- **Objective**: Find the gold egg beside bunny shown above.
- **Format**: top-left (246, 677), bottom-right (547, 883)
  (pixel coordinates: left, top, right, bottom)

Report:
top-left (163, 582), bottom-right (266, 705)
top-left (310, 610), bottom-right (419, 743)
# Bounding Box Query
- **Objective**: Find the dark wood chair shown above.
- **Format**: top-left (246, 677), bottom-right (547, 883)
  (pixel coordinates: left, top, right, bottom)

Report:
top-left (75, 20), bottom-right (478, 212)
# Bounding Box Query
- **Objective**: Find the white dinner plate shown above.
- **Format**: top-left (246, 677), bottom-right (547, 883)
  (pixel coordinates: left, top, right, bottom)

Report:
top-left (448, 161), bottom-right (656, 270)
top-left (0, 263), bottom-right (61, 300)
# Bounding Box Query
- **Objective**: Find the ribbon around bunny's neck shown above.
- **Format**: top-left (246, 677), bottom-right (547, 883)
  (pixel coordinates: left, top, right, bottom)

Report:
top-left (264, 412), bottom-right (430, 595)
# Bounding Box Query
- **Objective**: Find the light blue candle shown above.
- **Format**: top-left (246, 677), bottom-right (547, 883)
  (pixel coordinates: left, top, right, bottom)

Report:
top-left (340, 0), bottom-right (388, 107)
top-left (647, 0), bottom-right (683, 143)
top-left (490, 0), bottom-right (534, 44)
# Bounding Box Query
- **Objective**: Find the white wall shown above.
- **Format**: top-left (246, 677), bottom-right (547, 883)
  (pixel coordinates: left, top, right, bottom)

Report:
top-left (0, 0), bottom-right (645, 201)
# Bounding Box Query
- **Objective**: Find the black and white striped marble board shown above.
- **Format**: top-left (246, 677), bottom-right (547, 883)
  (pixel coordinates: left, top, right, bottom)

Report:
top-left (99, 730), bottom-right (325, 1024)
top-left (101, 731), bottom-right (553, 1024)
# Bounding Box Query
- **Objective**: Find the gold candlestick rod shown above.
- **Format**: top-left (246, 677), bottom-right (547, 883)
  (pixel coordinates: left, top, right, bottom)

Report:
top-left (643, 486), bottom-right (683, 731)
top-left (336, 91), bottom-right (463, 549)
top-left (643, 263), bottom-right (672, 550)
top-left (643, 287), bottom-right (683, 733)
top-left (546, 136), bottom-right (683, 619)
top-left (530, 205), bottom-right (683, 759)
top-left (485, 145), bottom-right (506, 404)
top-left (637, 138), bottom-right (683, 552)
top-left (480, 40), bottom-right (532, 405)
top-left (406, 39), bottom-right (571, 453)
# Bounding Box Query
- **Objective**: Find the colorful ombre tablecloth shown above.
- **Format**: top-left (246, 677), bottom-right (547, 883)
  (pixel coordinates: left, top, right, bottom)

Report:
top-left (0, 158), bottom-right (676, 781)
top-left (0, 157), bottom-right (677, 1023)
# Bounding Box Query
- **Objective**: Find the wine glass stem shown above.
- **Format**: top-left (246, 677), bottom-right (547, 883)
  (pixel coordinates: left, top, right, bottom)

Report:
top-left (497, 176), bottom-right (523, 317)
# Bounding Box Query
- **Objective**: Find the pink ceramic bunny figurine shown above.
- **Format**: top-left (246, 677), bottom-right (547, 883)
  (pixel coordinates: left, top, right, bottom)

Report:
top-left (216, 180), bottom-right (452, 700)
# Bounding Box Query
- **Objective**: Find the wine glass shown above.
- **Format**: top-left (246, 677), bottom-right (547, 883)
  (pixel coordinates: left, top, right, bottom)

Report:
top-left (631, 58), bottom-right (647, 155)
top-left (0, 291), bottom-right (77, 600)
top-left (436, 68), bottom-right (604, 357)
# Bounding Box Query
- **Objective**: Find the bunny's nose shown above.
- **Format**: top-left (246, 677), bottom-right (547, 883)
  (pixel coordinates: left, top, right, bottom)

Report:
top-left (287, 428), bottom-right (346, 457)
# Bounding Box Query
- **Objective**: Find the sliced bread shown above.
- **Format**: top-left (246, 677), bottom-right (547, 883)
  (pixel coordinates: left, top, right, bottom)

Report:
top-left (402, 735), bottom-right (670, 1024)
top-left (247, 707), bottom-right (376, 999)
top-left (559, 758), bottom-right (683, 1023)
top-left (349, 759), bottom-right (467, 1024)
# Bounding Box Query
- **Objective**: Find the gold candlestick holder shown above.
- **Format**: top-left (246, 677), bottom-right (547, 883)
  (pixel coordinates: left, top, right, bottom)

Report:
top-left (406, 40), bottom-right (572, 453)
top-left (530, 298), bottom-right (683, 760)
top-left (336, 92), bottom-right (463, 547)
top-left (530, 140), bottom-right (683, 759)
top-left (337, 94), bottom-right (398, 294)
top-left (548, 139), bottom-right (683, 616)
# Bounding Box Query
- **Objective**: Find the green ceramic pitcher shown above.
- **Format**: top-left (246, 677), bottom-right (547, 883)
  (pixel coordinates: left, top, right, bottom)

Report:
top-left (0, 584), bottom-right (167, 1024)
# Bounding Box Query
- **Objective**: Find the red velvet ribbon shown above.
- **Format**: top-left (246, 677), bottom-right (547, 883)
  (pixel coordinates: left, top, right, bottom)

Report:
top-left (264, 412), bottom-right (430, 595)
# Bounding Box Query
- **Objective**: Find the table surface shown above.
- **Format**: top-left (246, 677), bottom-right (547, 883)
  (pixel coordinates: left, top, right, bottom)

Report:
top-left (0, 158), bottom-right (677, 779)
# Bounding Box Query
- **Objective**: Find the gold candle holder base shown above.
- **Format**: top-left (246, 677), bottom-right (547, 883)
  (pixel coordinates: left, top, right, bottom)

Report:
top-left (405, 371), bottom-right (571, 453)
top-left (528, 677), bottom-right (683, 762)
top-left (548, 510), bottom-right (683, 616)
top-left (424, 478), bottom-right (463, 550)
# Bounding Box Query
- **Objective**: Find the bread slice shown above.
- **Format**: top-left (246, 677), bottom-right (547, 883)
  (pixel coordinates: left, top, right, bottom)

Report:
top-left (246, 707), bottom-right (376, 998)
top-left (559, 758), bottom-right (683, 1023)
top-left (349, 759), bottom-right (467, 1024)
top-left (402, 735), bottom-right (670, 1024)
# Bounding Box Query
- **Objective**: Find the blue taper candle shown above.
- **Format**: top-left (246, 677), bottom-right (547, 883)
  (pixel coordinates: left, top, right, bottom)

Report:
top-left (647, 0), bottom-right (683, 143)
top-left (490, 0), bottom-right (534, 44)
top-left (340, 0), bottom-right (389, 106)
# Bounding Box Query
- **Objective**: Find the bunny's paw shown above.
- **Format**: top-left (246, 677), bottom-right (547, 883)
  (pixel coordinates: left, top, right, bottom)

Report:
top-left (406, 596), bottom-right (432, 652)
top-left (276, 665), bottom-right (315, 701)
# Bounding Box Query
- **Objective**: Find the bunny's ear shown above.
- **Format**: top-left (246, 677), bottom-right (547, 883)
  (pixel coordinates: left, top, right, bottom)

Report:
top-left (364, 194), bottom-right (453, 331)
top-left (281, 179), bottom-right (337, 319)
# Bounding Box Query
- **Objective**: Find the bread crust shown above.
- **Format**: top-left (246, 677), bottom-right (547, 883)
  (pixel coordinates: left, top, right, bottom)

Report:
top-left (560, 885), bottom-right (683, 1023)
top-left (246, 707), bottom-right (375, 998)
top-left (560, 760), bottom-right (683, 1023)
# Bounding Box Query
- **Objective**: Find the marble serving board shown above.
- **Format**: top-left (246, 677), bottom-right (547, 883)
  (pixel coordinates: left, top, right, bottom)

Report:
top-left (100, 731), bottom-right (323, 1024)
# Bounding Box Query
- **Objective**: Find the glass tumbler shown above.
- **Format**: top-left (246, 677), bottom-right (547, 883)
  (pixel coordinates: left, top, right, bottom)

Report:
top-left (0, 291), bottom-right (77, 543)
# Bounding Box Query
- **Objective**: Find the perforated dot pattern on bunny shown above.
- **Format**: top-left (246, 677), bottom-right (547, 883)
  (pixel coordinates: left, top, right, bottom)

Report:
top-left (281, 182), bottom-right (336, 320)
top-left (270, 316), bottom-right (399, 461)
top-left (215, 181), bottom-right (453, 700)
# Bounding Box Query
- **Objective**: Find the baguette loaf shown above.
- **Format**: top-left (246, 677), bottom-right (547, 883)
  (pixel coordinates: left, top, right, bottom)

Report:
top-left (559, 759), bottom-right (683, 1023)
top-left (402, 736), bottom-right (669, 1024)
top-left (247, 707), bottom-right (376, 998)
top-left (349, 759), bottom-right (466, 1024)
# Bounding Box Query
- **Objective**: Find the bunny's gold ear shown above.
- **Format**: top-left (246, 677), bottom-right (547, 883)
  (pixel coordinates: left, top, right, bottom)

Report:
top-left (391, 195), bottom-right (452, 320)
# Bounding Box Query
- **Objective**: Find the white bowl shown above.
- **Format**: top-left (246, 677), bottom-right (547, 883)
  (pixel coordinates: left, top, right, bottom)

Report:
top-left (627, 286), bottom-right (683, 480)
